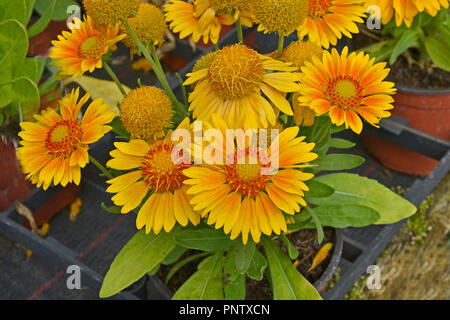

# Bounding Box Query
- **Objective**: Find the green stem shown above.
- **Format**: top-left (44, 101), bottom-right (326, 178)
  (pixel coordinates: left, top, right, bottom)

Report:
top-left (89, 155), bottom-right (114, 180)
top-left (236, 16), bottom-right (243, 44)
top-left (214, 42), bottom-right (219, 51)
top-left (103, 62), bottom-right (127, 98)
top-left (122, 19), bottom-right (188, 117)
top-left (277, 33), bottom-right (285, 58)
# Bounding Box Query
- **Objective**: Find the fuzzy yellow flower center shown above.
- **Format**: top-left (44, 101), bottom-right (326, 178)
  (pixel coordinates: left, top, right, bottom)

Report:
top-left (209, 0), bottom-right (249, 12)
top-left (83, 0), bottom-right (140, 27)
top-left (308, 0), bottom-right (332, 17)
top-left (120, 86), bottom-right (174, 141)
top-left (141, 142), bottom-right (189, 193)
top-left (225, 151), bottom-right (271, 198)
top-left (80, 35), bottom-right (105, 59)
top-left (46, 120), bottom-right (82, 157)
top-left (281, 40), bottom-right (324, 69)
top-left (327, 76), bottom-right (363, 110)
top-left (208, 45), bottom-right (265, 99)
top-left (253, 0), bottom-right (309, 35)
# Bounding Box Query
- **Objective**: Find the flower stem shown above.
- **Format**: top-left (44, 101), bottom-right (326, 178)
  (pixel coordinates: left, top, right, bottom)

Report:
top-left (122, 19), bottom-right (188, 117)
top-left (277, 33), bottom-right (285, 58)
top-left (214, 42), bottom-right (219, 51)
top-left (236, 16), bottom-right (243, 44)
top-left (103, 62), bottom-right (127, 98)
top-left (89, 154), bottom-right (114, 180)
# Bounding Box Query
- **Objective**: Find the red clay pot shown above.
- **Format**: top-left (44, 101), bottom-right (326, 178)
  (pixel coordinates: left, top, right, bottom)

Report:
top-left (363, 86), bottom-right (450, 176)
top-left (28, 20), bottom-right (68, 56)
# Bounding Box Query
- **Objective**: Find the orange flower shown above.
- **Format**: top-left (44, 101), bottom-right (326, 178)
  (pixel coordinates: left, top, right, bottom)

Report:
top-left (299, 0), bottom-right (366, 49)
top-left (298, 47), bottom-right (396, 134)
top-left (17, 88), bottom-right (115, 190)
top-left (49, 16), bottom-right (125, 78)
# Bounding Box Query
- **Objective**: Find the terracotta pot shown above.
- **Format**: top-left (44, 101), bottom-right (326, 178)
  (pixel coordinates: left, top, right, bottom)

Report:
top-left (0, 138), bottom-right (33, 212)
top-left (28, 20), bottom-right (68, 56)
top-left (363, 86), bottom-right (450, 176)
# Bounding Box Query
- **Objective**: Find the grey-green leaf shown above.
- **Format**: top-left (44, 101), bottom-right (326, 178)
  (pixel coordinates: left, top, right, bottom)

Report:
top-left (320, 154), bottom-right (365, 171)
top-left (172, 251), bottom-right (224, 300)
top-left (246, 250), bottom-right (267, 281)
top-left (330, 138), bottom-right (356, 149)
top-left (225, 274), bottom-right (246, 300)
top-left (233, 241), bottom-right (256, 274)
top-left (311, 173), bottom-right (417, 224)
top-left (175, 229), bottom-right (235, 251)
top-left (262, 238), bottom-right (322, 300)
top-left (100, 228), bottom-right (178, 298)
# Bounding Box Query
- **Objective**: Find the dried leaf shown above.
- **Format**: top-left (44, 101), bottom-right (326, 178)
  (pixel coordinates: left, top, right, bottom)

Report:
top-left (16, 202), bottom-right (39, 234)
top-left (39, 222), bottom-right (50, 237)
top-left (69, 198), bottom-right (82, 222)
top-left (309, 242), bottom-right (333, 271)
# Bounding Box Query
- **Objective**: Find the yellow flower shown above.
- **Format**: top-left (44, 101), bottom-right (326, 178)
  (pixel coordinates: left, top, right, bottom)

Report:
top-left (49, 16), bottom-right (125, 78)
top-left (120, 86), bottom-right (174, 141)
top-left (106, 119), bottom-right (201, 234)
top-left (17, 88), bottom-right (115, 190)
top-left (183, 116), bottom-right (318, 244)
top-left (253, 0), bottom-right (309, 35)
top-left (83, 0), bottom-right (140, 27)
top-left (121, 3), bottom-right (166, 55)
top-left (209, 0), bottom-right (255, 26)
top-left (298, 0), bottom-right (366, 49)
top-left (298, 47), bottom-right (397, 134)
top-left (164, 0), bottom-right (235, 45)
top-left (281, 40), bottom-right (324, 126)
top-left (366, 0), bottom-right (449, 27)
top-left (184, 44), bottom-right (302, 129)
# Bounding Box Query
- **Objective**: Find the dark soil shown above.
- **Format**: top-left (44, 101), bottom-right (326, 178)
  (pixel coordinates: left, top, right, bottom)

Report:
top-left (157, 228), bottom-right (334, 300)
top-left (352, 27), bottom-right (450, 90)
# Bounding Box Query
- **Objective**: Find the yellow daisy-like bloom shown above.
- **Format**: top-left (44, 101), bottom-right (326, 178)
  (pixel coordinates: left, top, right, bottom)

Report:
top-left (281, 40), bottom-right (324, 127)
top-left (83, 0), bottom-right (140, 27)
top-left (253, 0), bottom-right (309, 35)
top-left (366, 0), bottom-right (449, 27)
top-left (106, 119), bottom-right (200, 234)
top-left (183, 116), bottom-right (318, 244)
top-left (184, 44), bottom-right (302, 129)
top-left (164, 0), bottom-right (235, 45)
top-left (121, 3), bottom-right (166, 55)
top-left (49, 16), bottom-right (125, 78)
top-left (298, 47), bottom-right (397, 134)
top-left (17, 88), bottom-right (115, 190)
top-left (120, 86), bottom-right (174, 141)
top-left (209, 0), bottom-right (255, 26)
top-left (298, 0), bottom-right (366, 49)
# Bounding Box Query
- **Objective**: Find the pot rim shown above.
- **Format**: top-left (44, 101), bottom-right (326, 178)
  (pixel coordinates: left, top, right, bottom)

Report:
top-left (396, 85), bottom-right (450, 95)
top-left (313, 228), bottom-right (343, 292)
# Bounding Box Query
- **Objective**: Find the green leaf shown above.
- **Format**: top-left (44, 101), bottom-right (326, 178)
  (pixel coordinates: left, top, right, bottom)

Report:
top-left (330, 138), bottom-right (356, 149)
top-left (100, 228), bottom-right (178, 298)
top-left (25, 0), bottom-right (36, 25)
top-left (233, 241), bottom-right (256, 274)
top-left (172, 251), bottom-right (224, 300)
top-left (0, 0), bottom-right (27, 25)
top-left (34, 0), bottom-right (79, 21)
top-left (101, 202), bottom-right (122, 214)
top-left (294, 205), bottom-right (381, 229)
top-left (28, 0), bottom-right (57, 38)
top-left (306, 180), bottom-right (334, 199)
top-left (320, 154), bottom-right (365, 171)
top-left (389, 29), bottom-right (418, 65)
top-left (311, 173), bottom-right (417, 224)
top-left (0, 19), bottom-right (28, 67)
top-left (164, 252), bottom-right (210, 284)
top-left (279, 234), bottom-right (299, 259)
top-left (246, 250), bottom-right (267, 281)
top-left (110, 116), bottom-right (131, 139)
top-left (12, 57), bottom-right (38, 83)
top-left (262, 238), bottom-right (322, 300)
top-left (424, 37), bottom-right (450, 71)
top-left (162, 245), bottom-right (188, 265)
top-left (225, 274), bottom-right (246, 300)
top-left (175, 229), bottom-right (235, 251)
top-left (305, 207), bottom-right (324, 244)
top-left (10, 77), bottom-right (40, 120)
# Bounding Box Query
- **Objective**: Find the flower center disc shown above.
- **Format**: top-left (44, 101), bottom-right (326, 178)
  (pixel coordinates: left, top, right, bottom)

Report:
top-left (225, 151), bottom-right (271, 198)
top-left (208, 45), bottom-right (265, 99)
top-left (46, 120), bottom-right (82, 157)
top-left (80, 36), bottom-right (105, 59)
top-left (309, 0), bottom-right (331, 17)
top-left (141, 142), bottom-right (189, 192)
top-left (326, 76), bottom-right (363, 110)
